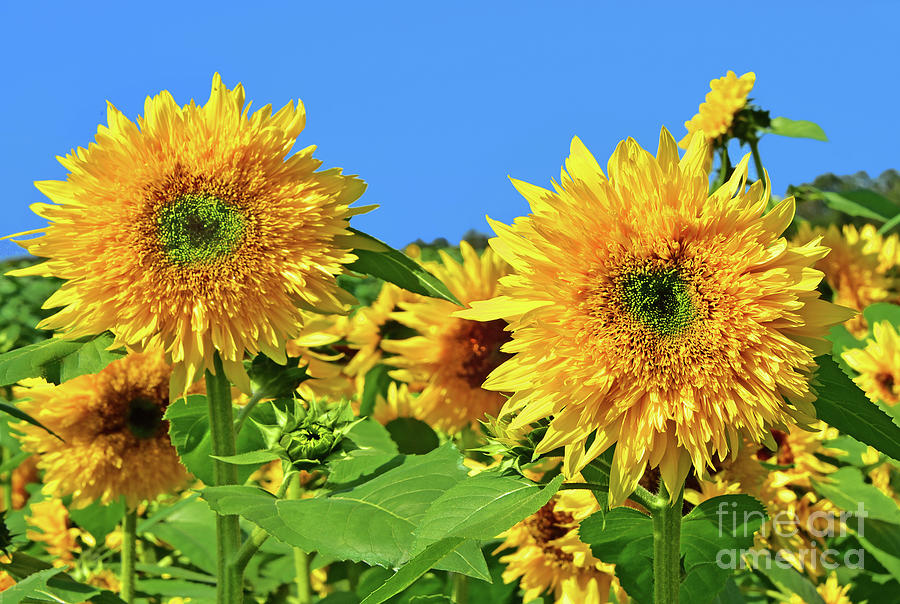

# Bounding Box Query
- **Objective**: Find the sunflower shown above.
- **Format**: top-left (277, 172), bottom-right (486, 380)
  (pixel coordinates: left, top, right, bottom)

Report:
top-left (795, 223), bottom-right (900, 336)
top-left (689, 424), bottom-right (841, 574)
top-left (344, 282), bottom-right (418, 378)
top-left (26, 498), bottom-right (84, 567)
top-left (456, 129), bottom-right (851, 505)
top-left (8, 74), bottom-right (367, 395)
top-left (13, 351), bottom-right (190, 508)
top-left (678, 71), bottom-right (755, 149)
top-left (372, 381), bottom-right (417, 425)
top-left (496, 490), bottom-right (624, 604)
top-left (382, 241), bottom-right (512, 432)
top-left (286, 311), bottom-right (359, 401)
top-left (842, 320), bottom-right (900, 404)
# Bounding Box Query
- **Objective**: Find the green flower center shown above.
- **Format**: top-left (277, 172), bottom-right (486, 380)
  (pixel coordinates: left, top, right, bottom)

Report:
top-left (157, 193), bottom-right (246, 265)
top-left (127, 395), bottom-right (163, 439)
top-left (619, 267), bottom-right (696, 337)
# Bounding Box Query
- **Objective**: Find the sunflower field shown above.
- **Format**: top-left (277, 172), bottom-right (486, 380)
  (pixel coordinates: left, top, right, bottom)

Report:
top-left (0, 71), bottom-right (899, 604)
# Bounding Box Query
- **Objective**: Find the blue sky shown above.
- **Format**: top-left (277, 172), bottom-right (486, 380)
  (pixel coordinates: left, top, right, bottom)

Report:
top-left (1, 1), bottom-right (898, 258)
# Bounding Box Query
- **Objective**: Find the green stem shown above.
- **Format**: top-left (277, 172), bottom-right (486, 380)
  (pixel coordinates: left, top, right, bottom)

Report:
top-left (652, 479), bottom-right (683, 604)
top-left (712, 145), bottom-right (731, 191)
top-left (287, 474), bottom-right (312, 604)
top-left (451, 572), bottom-right (469, 604)
top-left (230, 470), bottom-right (296, 577)
top-left (234, 390), bottom-right (266, 434)
top-left (1, 447), bottom-right (12, 512)
top-left (748, 138), bottom-right (765, 183)
top-left (206, 353), bottom-right (243, 604)
top-left (120, 508), bottom-right (138, 603)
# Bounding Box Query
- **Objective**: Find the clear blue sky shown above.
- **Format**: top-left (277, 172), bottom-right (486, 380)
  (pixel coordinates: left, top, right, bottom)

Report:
top-left (2, 1), bottom-right (898, 258)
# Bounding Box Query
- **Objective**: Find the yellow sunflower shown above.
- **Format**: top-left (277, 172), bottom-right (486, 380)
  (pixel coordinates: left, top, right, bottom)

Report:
top-left (372, 381), bottom-right (417, 425)
top-left (842, 320), bottom-right (900, 404)
top-left (679, 71), bottom-right (755, 149)
top-left (26, 498), bottom-right (84, 567)
top-left (286, 311), bottom-right (360, 401)
top-left (382, 241), bottom-right (512, 432)
top-left (8, 74), bottom-right (367, 395)
top-left (689, 423), bottom-right (841, 574)
top-left (457, 129), bottom-right (851, 505)
top-left (13, 351), bottom-right (190, 508)
top-left (795, 223), bottom-right (900, 336)
top-left (344, 282), bottom-right (417, 378)
top-left (496, 490), bottom-right (624, 604)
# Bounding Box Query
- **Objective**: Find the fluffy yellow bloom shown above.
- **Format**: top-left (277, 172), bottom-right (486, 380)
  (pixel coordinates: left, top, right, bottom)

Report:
top-left (795, 223), bottom-right (900, 336)
top-left (14, 351), bottom-right (190, 508)
top-left (382, 241), bottom-right (512, 432)
top-left (286, 311), bottom-right (359, 401)
top-left (26, 499), bottom-right (84, 567)
top-left (372, 381), bottom-right (417, 425)
top-left (344, 282), bottom-right (418, 378)
top-left (842, 320), bottom-right (900, 405)
top-left (496, 490), bottom-right (624, 604)
top-left (679, 71), bottom-right (755, 149)
top-left (9, 74), bottom-right (367, 395)
top-left (457, 129), bottom-right (851, 505)
top-left (689, 424), bottom-right (841, 574)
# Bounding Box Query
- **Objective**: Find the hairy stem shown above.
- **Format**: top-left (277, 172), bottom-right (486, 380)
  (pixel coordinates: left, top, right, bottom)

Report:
top-left (287, 474), bottom-right (312, 604)
top-left (120, 508), bottom-right (138, 603)
top-left (206, 354), bottom-right (242, 603)
top-left (652, 478), bottom-right (684, 604)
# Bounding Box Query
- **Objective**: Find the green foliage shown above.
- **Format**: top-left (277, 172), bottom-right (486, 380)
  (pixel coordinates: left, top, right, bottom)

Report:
top-left (0, 257), bottom-right (59, 354)
top-left (813, 355), bottom-right (900, 461)
top-left (359, 364), bottom-right (392, 416)
top-left (0, 331), bottom-right (124, 387)
top-left (580, 495), bottom-right (767, 604)
top-left (346, 229), bottom-right (461, 305)
top-left (68, 498), bottom-right (125, 544)
top-left (385, 417), bottom-right (439, 455)
top-left (766, 117), bottom-right (828, 141)
top-left (165, 394), bottom-right (269, 484)
top-left (0, 552), bottom-right (126, 603)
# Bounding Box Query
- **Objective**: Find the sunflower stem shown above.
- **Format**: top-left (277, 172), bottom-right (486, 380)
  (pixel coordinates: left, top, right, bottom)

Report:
top-left (451, 572), bottom-right (469, 604)
top-left (287, 473), bottom-right (312, 604)
top-left (652, 478), bottom-right (683, 604)
top-left (206, 354), bottom-right (243, 604)
top-left (234, 390), bottom-right (266, 434)
top-left (230, 470), bottom-right (296, 577)
top-left (712, 145), bottom-right (731, 192)
top-left (120, 508), bottom-right (138, 603)
top-left (749, 138), bottom-right (765, 183)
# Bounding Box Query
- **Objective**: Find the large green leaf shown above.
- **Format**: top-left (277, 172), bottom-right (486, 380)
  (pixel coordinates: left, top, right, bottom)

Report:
top-left (0, 552), bottom-right (126, 603)
top-left (146, 498), bottom-right (218, 574)
top-left (165, 394), bottom-right (269, 484)
top-left (385, 417), bottom-right (439, 455)
top-left (766, 117), bottom-right (828, 141)
top-left (346, 229), bottom-right (461, 305)
top-left (413, 473), bottom-right (563, 547)
top-left (202, 444), bottom-right (484, 577)
top-left (759, 564), bottom-right (826, 604)
top-left (679, 495), bottom-right (767, 604)
top-left (0, 332), bottom-right (124, 386)
top-left (581, 506), bottom-right (654, 603)
top-left (358, 364), bottom-right (392, 417)
top-left (819, 190), bottom-right (900, 222)
top-left (68, 498), bottom-right (125, 543)
top-left (853, 519), bottom-right (900, 580)
top-left (863, 303), bottom-right (900, 330)
top-left (813, 355), bottom-right (900, 461)
top-left (811, 466), bottom-right (900, 524)
top-left (359, 537), bottom-right (466, 604)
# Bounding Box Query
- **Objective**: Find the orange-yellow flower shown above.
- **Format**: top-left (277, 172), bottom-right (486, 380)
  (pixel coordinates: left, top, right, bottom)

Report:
top-left (458, 129), bottom-right (851, 505)
top-left (14, 351), bottom-right (190, 507)
top-left (26, 499), bottom-right (84, 567)
top-left (843, 320), bottom-right (900, 405)
top-left (9, 74), bottom-right (367, 395)
top-left (679, 71), bottom-right (755, 149)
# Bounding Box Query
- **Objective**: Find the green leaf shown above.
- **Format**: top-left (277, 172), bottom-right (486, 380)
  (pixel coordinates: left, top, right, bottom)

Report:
top-left (811, 466), bottom-right (900, 524)
top-left (358, 364), bottom-right (392, 417)
top-left (0, 552), bottom-right (126, 603)
top-left (759, 564), bottom-right (826, 604)
top-left (767, 117), bottom-right (828, 141)
top-left (359, 537), bottom-right (466, 604)
top-left (327, 419), bottom-right (402, 486)
top-left (413, 473), bottom-right (563, 546)
top-left (135, 578), bottom-right (217, 600)
top-left (210, 449), bottom-right (282, 465)
top-left (819, 190), bottom-right (900, 222)
top-left (580, 507), bottom-right (653, 603)
top-left (813, 355), bottom-right (900, 461)
top-left (863, 303), bottom-right (900, 330)
top-left (165, 394), bottom-right (268, 484)
top-left (0, 400), bottom-right (61, 440)
top-left (146, 498), bottom-right (218, 574)
top-left (204, 444), bottom-right (475, 572)
top-left (853, 518), bottom-right (900, 580)
top-left (346, 229), bottom-right (462, 305)
top-left (385, 417), bottom-right (439, 455)
top-left (679, 495), bottom-right (767, 603)
top-left (0, 332), bottom-right (124, 386)
top-left (247, 352), bottom-right (309, 400)
top-left (68, 498), bottom-right (125, 543)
